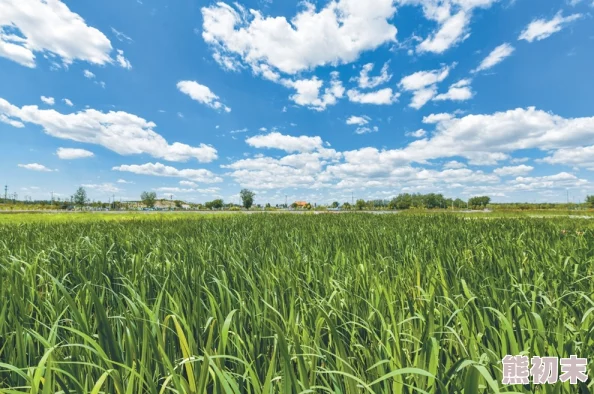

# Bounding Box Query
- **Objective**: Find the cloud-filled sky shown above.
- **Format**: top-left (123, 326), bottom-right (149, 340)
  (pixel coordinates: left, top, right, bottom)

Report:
top-left (1, 0), bottom-right (594, 205)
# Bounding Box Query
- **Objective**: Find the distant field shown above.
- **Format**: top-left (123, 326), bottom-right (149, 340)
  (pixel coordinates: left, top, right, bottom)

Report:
top-left (1, 214), bottom-right (593, 392)
top-left (0, 208), bottom-right (593, 223)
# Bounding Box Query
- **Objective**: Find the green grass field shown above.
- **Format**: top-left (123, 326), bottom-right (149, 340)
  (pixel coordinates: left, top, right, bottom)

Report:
top-left (1, 214), bottom-right (593, 393)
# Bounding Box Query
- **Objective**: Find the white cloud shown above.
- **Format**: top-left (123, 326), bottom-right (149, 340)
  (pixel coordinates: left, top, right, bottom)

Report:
top-left (473, 43), bottom-right (514, 73)
top-left (423, 113), bottom-right (453, 124)
top-left (347, 88), bottom-right (399, 105)
top-left (417, 11), bottom-right (470, 54)
top-left (383, 107), bottom-right (594, 166)
top-left (542, 145), bottom-right (594, 169)
top-left (63, 98), bottom-right (74, 107)
top-left (83, 70), bottom-right (95, 79)
top-left (222, 149), bottom-right (341, 190)
top-left (230, 128), bottom-right (248, 134)
top-left (410, 86), bottom-right (438, 109)
top-left (510, 172), bottom-right (587, 190)
top-left (113, 162), bottom-right (223, 183)
top-left (399, 64), bottom-right (452, 108)
top-left (201, 0), bottom-right (398, 75)
top-left (180, 180), bottom-right (198, 187)
top-left (346, 115), bottom-right (370, 125)
top-left (111, 27), bottom-right (133, 43)
top-left (519, 12), bottom-right (582, 42)
top-left (399, 65), bottom-right (451, 91)
top-left (434, 79), bottom-right (473, 101)
top-left (493, 165), bottom-right (534, 176)
top-left (0, 113), bottom-right (24, 128)
top-left (406, 129), bottom-right (427, 138)
top-left (246, 132), bottom-right (323, 153)
top-left (154, 187), bottom-right (220, 194)
top-left (56, 147), bottom-right (94, 159)
top-left (0, 97), bottom-right (218, 163)
top-left (18, 163), bottom-right (54, 172)
top-left (82, 183), bottom-right (121, 193)
top-left (354, 62), bottom-right (392, 89)
top-left (396, 0), bottom-right (498, 54)
top-left (0, 0), bottom-right (114, 68)
top-left (282, 71), bottom-right (344, 111)
top-left (355, 126), bottom-right (379, 135)
top-left (177, 81), bottom-right (231, 112)
top-left (40, 96), bottom-right (55, 105)
top-left (117, 179), bottom-right (134, 184)
top-left (443, 160), bottom-right (466, 169)
top-left (115, 49), bottom-right (132, 69)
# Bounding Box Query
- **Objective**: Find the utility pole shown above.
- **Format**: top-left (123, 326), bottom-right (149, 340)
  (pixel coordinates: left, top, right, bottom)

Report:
top-left (285, 195), bottom-right (287, 208)
top-left (50, 191), bottom-right (54, 206)
top-left (3, 184), bottom-right (7, 202)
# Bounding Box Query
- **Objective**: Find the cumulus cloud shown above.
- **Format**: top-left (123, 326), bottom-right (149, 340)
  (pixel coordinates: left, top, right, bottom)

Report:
top-left (177, 81), bottom-right (231, 112)
top-left (399, 64), bottom-right (452, 108)
top-left (63, 98), bottom-right (74, 107)
top-left (201, 0), bottom-right (398, 75)
top-left (113, 162), bottom-right (224, 183)
top-left (387, 107), bottom-right (594, 165)
top-left (396, 0), bottom-right (499, 54)
top-left (346, 115), bottom-right (370, 125)
top-left (347, 88), bottom-right (399, 105)
top-left (0, 113), bottom-right (24, 128)
top-left (115, 49), bottom-right (132, 69)
top-left (154, 187), bottom-right (220, 194)
top-left (56, 147), bottom-right (94, 159)
top-left (83, 70), bottom-right (95, 79)
top-left (355, 126), bottom-right (379, 135)
top-left (246, 132), bottom-right (323, 153)
top-left (443, 160), bottom-right (466, 169)
top-left (0, 97), bottom-right (218, 163)
top-left (283, 72), bottom-right (345, 111)
top-left (510, 172), bottom-right (587, 190)
top-left (433, 79), bottom-right (473, 101)
top-left (541, 145), bottom-right (594, 169)
top-left (82, 183), bottom-right (121, 193)
top-left (40, 96), bottom-right (55, 105)
top-left (493, 165), bottom-right (534, 176)
top-left (0, 0), bottom-right (117, 68)
top-left (519, 12), bottom-right (582, 42)
top-left (18, 163), bottom-right (55, 172)
top-left (406, 129), bottom-right (427, 138)
top-left (473, 43), bottom-right (514, 73)
top-left (353, 62), bottom-right (392, 89)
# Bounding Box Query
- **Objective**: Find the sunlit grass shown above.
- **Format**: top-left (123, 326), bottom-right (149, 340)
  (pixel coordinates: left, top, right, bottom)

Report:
top-left (1, 214), bottom-right (593, 392)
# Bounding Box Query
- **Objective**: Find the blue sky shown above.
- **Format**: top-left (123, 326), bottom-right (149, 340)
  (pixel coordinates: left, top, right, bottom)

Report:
top-left (1, 0), bottom-right (594, 205)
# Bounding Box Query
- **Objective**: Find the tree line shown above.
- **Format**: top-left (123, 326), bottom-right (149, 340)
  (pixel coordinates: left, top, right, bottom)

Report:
top-left (7, 187), bottom-right (590, 211)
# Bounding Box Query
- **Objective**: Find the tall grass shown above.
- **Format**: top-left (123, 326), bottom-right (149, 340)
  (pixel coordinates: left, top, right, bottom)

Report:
top-left (0, 214), bottom-right (593, 393)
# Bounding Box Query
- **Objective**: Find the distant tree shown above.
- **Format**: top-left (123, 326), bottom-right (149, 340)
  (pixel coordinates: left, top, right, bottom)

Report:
top-left (355, 199), bottom-right (366, 211)
top-left (175, 200), bottom-right (182, 209)
top-left (331, 201), bottom-right (339, 208)
top-left (240, 189), bottom-right (255, 209)
top-left (210, 199), bottom-right (224, 209)
top-left (342, 202), bottom-right (352, 210)
top-left (72, 187), bottom-right (88, 208)
top-left (587, 195), bottom-right (594, 208)
top-left (265, 203), bottom-right (271, 208)
top-left (468, 196), bottom-right (491, 209)
top-left (453, 198), bottom-right (466, 209)
top-left (141, 191), bottom-right (157, 208)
